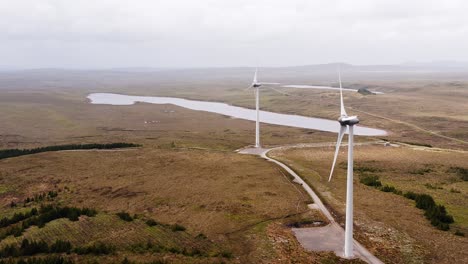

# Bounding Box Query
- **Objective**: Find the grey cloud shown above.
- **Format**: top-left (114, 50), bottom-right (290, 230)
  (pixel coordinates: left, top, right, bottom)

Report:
top-left (0, 0), bottom-right (467, 68)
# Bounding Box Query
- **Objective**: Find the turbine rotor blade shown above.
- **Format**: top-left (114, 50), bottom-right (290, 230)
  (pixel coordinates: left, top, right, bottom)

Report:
top-left (338, 70), bottom-right (347, 117)
top-left (329, 125), bottom-right (347, 182)
top-left (263, 86), bottom-right (290, 96)
top-left (253, 68), bottom-right (258, 84)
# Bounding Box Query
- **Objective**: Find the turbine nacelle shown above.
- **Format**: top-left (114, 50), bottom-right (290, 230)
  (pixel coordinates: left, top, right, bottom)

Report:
top-left (339, 115), bottom-right (359, 126)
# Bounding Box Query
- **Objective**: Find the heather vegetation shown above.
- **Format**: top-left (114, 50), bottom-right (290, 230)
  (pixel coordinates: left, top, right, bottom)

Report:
top-left (0, 238), bottom-right (113, 258)
top-left (24, 191), bottom-right (58, 204)
top-left (359, 175), bottom-right (382, 187)
top-left (0, 205), bottom-right (97, 239)
top-left (0, 256), bottom-right (73, 264)
top-left (448, 166), bottom-right (468, 181)
top-left (1, 77), bottom-right (467, 263)
top-left (116, 212), bottom-right (133, 222)
top-left (129, 240), bottom-right (213, 258)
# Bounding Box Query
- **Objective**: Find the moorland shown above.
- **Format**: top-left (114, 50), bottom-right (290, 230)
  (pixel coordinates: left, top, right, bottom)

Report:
top-left (0, 65), bottom-right (466, 263)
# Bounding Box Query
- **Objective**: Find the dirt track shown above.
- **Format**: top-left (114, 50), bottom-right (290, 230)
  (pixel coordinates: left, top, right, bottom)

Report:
top-left (238, 143), bottom-right (384, 264)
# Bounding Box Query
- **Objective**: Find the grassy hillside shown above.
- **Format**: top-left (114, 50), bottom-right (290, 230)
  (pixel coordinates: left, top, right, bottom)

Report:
top-left (0, 71), bottom-right (467, 262)
top-left (0, 146), bottom-right (326, 263)
top-left (270, 145), bottom-right (468, 263)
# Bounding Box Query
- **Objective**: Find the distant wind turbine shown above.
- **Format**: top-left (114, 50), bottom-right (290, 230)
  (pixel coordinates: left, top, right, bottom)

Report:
top-left (328, 70), bottom-right (359, 258)
top-left (246, 68), bottom-right (284, 148)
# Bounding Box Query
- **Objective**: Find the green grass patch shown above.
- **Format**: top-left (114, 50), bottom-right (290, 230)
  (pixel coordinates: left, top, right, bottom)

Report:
top-left (0, 185), bottom-right (9, 195)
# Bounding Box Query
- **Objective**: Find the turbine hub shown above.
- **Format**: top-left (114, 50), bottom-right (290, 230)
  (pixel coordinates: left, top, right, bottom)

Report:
top-left (338, 115), bottom-right (359, 126)
top-left (253, 83), bottom-right (261, 88)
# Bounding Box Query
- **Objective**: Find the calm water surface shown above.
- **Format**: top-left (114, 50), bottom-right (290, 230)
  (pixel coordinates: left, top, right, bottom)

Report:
top-left (87, 93), bottom-right (387, 136)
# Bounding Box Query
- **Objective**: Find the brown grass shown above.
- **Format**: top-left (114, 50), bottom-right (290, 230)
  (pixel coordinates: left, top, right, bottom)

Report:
top-left (0, 146), bottom-right (314, 262)
top-left (270, 144), bottom-right (468, 263)
top-left (1, 73), bottom-right (467, 262)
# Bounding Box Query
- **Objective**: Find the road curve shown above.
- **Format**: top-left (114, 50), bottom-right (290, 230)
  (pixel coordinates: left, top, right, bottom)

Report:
top-left (238, 144), bottom-right (384, 264)
top-left (259, 149), bottom-right (335, 223)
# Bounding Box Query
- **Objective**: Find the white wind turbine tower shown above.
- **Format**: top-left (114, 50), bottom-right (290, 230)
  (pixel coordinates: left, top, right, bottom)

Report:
top-left (328, 70), bottom-right (359, 258)
top-left (246, 68), bottom-right (285, 148)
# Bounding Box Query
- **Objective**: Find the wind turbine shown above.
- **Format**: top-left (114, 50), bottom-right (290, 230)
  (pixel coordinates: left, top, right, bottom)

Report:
top-left (328, 70), bottom-right (359, 258)
top-left (246, 68), bottom-right (284, 148)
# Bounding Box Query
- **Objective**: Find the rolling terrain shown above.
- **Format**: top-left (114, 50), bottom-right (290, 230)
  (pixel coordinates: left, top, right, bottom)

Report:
top-left (0, 65), bottom-right (467, 263)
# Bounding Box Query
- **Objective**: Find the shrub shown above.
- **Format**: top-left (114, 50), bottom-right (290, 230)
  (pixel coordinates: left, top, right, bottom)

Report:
top-left (401, 141), bottom-right (432, 148)
top-left (145, 219), bottom-right (159, 227)
top-left (403, 191), bottom-right (418, 200)
top-left (195, 233), bottom-right (207, 239)
top-left (431, 220), bottom-right (449, 231)
top-left (409, 168), bottom-right (432, 175)
top-left (50, 240), bottom-right (72, 254)
top-left (410, 194), bottom-right (455, 231)
top-left (1, 206), bottom-right (97, 238)
top-left (425, 205), bottom-right (454, 224)
top-left (121, 258), bottom-right (132, 264)
top-left (20, 239), bottom-right (49, 256)
top-left (74, 242), bottom-right (114, 255)
top-left (48, 191), bottom-right (58, 199)
top-left (0, 208), bottom-right (39, 228)
top-left (355, 166), bottom-right (382, 173)
top-left (380, 185), bottom-right (397, 193)
top-left (147, 260), bottom-right (168, 264)
top-left (116, 212), bottom-right (133, 222)
top-left (0, 256), bottom-right (74, 264)
top-left (217, 250), bottom-right (233, 259)
top-left (364, 185), bottom-right (455, 232)
top-left (0, 244), bottom-right (19, 258)
top-left (170, 224), bottom-right (186, 232)
top-left (360, 175), bottom-right (382, 187)
top-left (0, 143), bottom-right (140, 161)
top-left (24, 191), bottom-right (59, 204)
top-left (168, 247), bottom-right (181, 254)
top-left (415, 194), bottom-right (435, 210)
top-left (0, 239), bottom-right (50, 257)
top-left (425, 183), bottom-right (442, 190)
top-left (448, 166), bottom-right (468, 181)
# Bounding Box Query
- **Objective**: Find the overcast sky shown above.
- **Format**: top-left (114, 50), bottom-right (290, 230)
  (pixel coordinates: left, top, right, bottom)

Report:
top-left (1, 0), bottom-right (467, 69)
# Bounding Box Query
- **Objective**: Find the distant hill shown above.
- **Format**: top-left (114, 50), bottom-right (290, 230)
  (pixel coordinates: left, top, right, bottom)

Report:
top-left (1, 62), bottom-right (468, 92)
